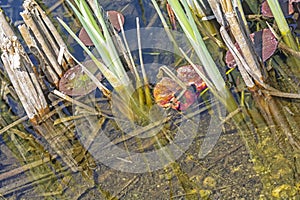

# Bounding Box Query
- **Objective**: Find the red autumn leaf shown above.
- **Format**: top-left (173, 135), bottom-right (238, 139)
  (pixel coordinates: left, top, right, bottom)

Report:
top-left (261, 0), bottom-right (299, 17)
top-left (153, 65), bottom-right (207, 111)
top-left (153, 77), bottom-right (181, 109)
top-left (176, 65), bottom-right (207, 92)
top-left (225, 29), bottom-right (278, 68)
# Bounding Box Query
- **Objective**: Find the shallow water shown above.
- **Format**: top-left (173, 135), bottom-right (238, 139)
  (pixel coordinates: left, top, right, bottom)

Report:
top-left (1, 0), bottom-right (300, 199)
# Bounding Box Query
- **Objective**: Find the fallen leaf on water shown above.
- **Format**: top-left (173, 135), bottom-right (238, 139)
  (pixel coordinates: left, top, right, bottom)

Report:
top-left (176, 65), bottom-right (207, 92)
top-left (78, 10), bottom-right (125, 46)
top-left (107, 10), bottom-right (125, 32)
top-left (153, 65), bottom-right (207, 110)
top-left (153, 77), bottom-right (181, 109)
top-left (59, 60), bottom-right (102, 96)
top-left (261, 0), bottom-right (299, 17)
top-left (78, 27), bottom-right (94, 46)
top-left (225, 28), bottom-right (278, 68)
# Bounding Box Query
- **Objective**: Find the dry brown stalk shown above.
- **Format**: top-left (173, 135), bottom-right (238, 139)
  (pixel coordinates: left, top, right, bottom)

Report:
top-left (20, 0), bottom-right (74, 80)
top-left (0, 153), bottom-right (57, 182)
top-left (220, 26), bottom-right (254, 87)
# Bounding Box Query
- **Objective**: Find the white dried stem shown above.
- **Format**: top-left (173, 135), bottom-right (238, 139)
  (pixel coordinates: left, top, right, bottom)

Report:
top-left (21, 10), bottom-right (63, 77)
top-left (23, 0), bottom-right (72, 70)
top-left (0, 21), bottom-right (48, 121)
top-left (221, 2), bottom-right (263, 82)
top-left (0, 10), bottom-right (15, 37)
top-left (18, 24), bottom-right (60, 86)
top-left (220, 26), bottom-right (254, 87)
top-left (207, 0), bottom-right (223, 25)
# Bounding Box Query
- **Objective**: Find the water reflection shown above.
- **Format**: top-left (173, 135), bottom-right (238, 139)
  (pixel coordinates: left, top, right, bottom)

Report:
top-left (0, 0), bottom-right (23, 26)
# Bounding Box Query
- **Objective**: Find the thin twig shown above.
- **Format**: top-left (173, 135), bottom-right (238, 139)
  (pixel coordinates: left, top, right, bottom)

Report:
top-left (0, 116), bottom-right (28, 135)
top-left (261, 89), bottom-right (300, 99)
top-left (0, 154), bottom-right (57, 182)
top-left (278, 41), bottom-right (300, 59)
top-left (52, 89), bottom-right (101, 114)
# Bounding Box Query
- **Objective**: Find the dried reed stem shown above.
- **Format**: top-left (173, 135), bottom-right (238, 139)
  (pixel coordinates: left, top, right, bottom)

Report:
top-left (23, 0), bottom-right (73, 69)
top-left (0, 27), bottom-right (49, 123)
top-left (18, 24), bottom-right (60, 86)
top-left (220, 0), bottom-right (263, 82)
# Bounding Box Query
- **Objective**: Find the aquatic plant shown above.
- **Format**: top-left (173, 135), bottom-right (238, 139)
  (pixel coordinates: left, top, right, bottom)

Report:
top-left (10, 0), bottom-right (300, 198)
top-left (153, 0), bottom-right (240, 116)
top-left (159, 0), bottom-right (300, 198)
top-left (59, 1), bottom-right (130, 90)
top-left (58, 0), bottom-right (155, 124)
top-left (266, 0), bottom-right (298, 50)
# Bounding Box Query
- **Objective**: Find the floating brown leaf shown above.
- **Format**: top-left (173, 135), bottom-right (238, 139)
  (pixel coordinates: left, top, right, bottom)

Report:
top-left (78, 10), bottom-right (125, 46)
top-left (261, 0), bottom-right (298, 17)
top-left (59, 60), bottom-right (102, 96)
top-left (153, 65), bottom-right (207, 110)
top-left (107, 10), bottom-right (125, 32)
top-left (153, 77), bottom-right (181, 109)
top-left (78, 27), bottom-right (94, 46)
top-left (176, 65), bottom-right (207, 92)
top-left (256, 29), bottom-right (278, 62)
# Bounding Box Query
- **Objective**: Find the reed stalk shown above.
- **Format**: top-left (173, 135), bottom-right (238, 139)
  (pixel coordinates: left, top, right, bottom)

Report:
top-left (186, 0), bottom-right (218, 36)
top-left (266, 0), bottom-right (298, 51)
top-left (266, 0), bottom-right (300, 78)
top-left (59, 0), bottom-right (159, 126)
top-left (219, 0), bottom-right (264, 83)
top-left (62, 0), bottom-right (131, 90)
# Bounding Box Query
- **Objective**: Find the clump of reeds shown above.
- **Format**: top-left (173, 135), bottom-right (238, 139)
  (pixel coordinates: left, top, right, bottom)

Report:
top-left (59, 0), bottom-right (154, 124)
